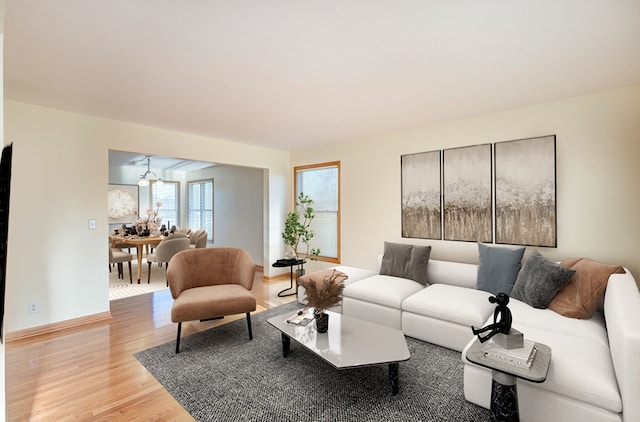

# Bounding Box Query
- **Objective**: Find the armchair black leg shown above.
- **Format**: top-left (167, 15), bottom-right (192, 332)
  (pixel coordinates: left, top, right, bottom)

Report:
top-left (175, 322), bottom-right (182, 354)
top-left (246, 312), bottom-right (253, 340)
top-left (147, 262), bottom-right (152, 284)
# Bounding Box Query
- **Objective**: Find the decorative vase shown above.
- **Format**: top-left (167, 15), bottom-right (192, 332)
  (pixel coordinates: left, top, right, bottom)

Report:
top-left (315, 311), bottom-right (329, 333)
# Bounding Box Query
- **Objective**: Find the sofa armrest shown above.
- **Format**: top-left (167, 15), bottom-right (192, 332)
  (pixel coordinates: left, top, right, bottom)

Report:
top-left (604, 268), bottom-right (640, 422)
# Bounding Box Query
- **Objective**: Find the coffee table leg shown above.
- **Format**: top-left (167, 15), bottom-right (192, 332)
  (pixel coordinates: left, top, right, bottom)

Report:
top-left (490, 370), bottom-right (519, 421)
top-left (281, 333), bottom-right (291, 358)
top-left (388, 362), bottom-right (399, 395)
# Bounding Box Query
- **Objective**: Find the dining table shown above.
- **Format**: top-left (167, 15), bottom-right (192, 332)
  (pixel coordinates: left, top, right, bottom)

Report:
top-left (109, 235), bottom-right (163, 283)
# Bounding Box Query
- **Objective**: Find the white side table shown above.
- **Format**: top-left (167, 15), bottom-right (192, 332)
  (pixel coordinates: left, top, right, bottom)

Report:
top-left (464, 338), bottom-right (552, 422)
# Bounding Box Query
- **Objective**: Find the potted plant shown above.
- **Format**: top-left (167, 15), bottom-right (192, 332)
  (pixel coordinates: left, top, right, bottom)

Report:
top-left (282, 193), bottom-right (321, 278)
top-left (297, 269), bottom-right (346, 332)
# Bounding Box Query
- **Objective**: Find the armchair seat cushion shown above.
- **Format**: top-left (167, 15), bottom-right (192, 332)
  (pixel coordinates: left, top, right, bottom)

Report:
top-left (171, 284), bottom-right (256, 322)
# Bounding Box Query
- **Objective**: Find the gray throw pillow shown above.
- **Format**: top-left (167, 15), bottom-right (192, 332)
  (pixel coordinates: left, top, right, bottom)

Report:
top-left (511, 251), bottom-right (575, 309)
top-left (379, 241), bottom-right (431, 286)
top-left (476, 243), bottom-right (526, 295)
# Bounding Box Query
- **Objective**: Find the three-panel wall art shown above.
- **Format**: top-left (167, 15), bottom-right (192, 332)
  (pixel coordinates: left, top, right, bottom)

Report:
top-left (401, 135), bottom-right (557, 247)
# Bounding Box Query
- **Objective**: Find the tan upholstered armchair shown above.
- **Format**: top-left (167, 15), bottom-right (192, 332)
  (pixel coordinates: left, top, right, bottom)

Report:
top-left (167, 247), bottom-right (257, 353)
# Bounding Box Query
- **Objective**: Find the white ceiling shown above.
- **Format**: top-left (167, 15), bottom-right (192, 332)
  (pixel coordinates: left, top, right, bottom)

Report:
top-left (108, 150), bottom-right (215, 172)
top-left (4, 1), bottom-right (640, 152)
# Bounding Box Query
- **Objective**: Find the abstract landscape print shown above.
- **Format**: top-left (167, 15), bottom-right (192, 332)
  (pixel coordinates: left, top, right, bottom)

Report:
top-left (443, 144), bottom-right (492, 242)
top-left (495, 135), bottom-right (557, 247)
top-left (401, 150), bottom-right (442, 239)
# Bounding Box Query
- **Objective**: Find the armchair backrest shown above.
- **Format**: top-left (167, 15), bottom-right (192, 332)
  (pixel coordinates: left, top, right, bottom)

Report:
top-left (167, 248), bottom-right (256, 299)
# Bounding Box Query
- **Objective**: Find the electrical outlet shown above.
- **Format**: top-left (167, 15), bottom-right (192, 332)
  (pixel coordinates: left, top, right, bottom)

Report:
top-left (88, 219), bottom-right (96, 230)
top-left (28, 302), bottom-right (39, 314)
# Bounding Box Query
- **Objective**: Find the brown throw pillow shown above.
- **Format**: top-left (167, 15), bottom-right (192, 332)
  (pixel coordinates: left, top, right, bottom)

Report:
top-left (548, 258), bottom-right (625, 319)
top-left (298, 269), bottom-right (348, 286)
top-left (298, 269), bottom-right (348, 310)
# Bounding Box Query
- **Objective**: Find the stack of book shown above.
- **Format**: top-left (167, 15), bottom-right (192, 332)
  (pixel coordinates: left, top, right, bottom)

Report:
top-left (286, 309), bottom-right (315, 326)
top-left (482, 338), bottom-right (538, 368)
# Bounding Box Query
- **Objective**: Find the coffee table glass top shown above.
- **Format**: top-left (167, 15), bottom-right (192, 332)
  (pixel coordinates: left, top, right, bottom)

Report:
top-left (267, 309), bottom-right (410, 369)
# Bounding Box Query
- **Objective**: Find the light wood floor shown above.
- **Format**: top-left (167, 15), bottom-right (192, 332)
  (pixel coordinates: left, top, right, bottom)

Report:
top-left (6, 273), bottom-right (296, 421)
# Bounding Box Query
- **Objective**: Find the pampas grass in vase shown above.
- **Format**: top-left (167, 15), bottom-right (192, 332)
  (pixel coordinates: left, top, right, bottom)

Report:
top-left (298, 269), bottom-right (346, 332)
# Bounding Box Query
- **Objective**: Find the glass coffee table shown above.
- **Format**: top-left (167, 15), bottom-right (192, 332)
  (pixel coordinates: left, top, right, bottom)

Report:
top-left (267, 309), bottom-right (410, 395)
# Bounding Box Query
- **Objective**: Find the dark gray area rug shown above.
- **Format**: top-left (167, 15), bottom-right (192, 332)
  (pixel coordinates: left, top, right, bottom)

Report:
top-left (135, 302), bottom-right (489, 421)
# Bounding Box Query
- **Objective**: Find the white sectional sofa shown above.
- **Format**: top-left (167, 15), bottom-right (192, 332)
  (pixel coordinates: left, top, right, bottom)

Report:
top-left (311, 253), bottom-right (640, 422)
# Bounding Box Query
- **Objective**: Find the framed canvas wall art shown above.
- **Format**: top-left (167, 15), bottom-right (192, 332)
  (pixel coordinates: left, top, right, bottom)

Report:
top-left (401, 150), bottom-right (442, 239)
top-left (108, 184), bottom-right (139, 224)
top-left (443, 144), bottom-right (492, 242)
top-left (494, 135), bottom-right (557, 247)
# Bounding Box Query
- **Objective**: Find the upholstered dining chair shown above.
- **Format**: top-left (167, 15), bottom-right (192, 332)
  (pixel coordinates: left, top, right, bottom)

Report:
top-left (109, 247), bottom-right (133, 283)
top-left (146, 236), bottom-right (191, 285)
top-left (188, 229), bottom-right (208, 249)
top-left (166, 247), bottom-right (256, 353)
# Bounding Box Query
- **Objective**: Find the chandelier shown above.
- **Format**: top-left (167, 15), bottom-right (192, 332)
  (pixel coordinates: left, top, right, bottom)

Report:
top-left (138, 155), bottom-right (164, 187)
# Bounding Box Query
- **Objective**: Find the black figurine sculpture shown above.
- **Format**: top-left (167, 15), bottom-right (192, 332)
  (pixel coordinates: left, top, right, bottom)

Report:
top-left (471, 293), bottom-right (513, 343)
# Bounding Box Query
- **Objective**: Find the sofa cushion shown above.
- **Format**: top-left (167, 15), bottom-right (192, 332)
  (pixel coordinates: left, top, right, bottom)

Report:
top-left (510, 251), bottom-right (575, 309)
top-left (506, 298), bottom-right (609, 348)
top-left (343, 274), bottom-right (424, 309)
top-left (402, 284), bottom-right (495, 327)
top-left (476, 243), bottom-right (525, 295)
top-left (427, 259), bottom-right (478, 289)
top-left (379, 241), bottom-right (431, 286)
top-left (507, 323), bottom-right (622, 413)
top-left (548, 258), bottom-right (625, 319)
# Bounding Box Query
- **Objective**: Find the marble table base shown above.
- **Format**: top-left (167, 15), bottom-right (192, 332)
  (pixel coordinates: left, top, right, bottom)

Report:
top-left (490, 370), bottom-right (519, 422)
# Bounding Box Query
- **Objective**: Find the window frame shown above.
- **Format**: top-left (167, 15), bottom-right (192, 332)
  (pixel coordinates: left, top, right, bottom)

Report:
top-left (294, 161), bottom-right (341, 264)
top-left (149, 180), bottom-right (180, 230)
top-left (186, 178), bottom-right (214, 242)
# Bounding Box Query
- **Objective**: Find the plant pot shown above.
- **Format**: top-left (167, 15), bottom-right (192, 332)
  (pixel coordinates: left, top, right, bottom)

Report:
top-left (315, 312), bottom-right (329, 333)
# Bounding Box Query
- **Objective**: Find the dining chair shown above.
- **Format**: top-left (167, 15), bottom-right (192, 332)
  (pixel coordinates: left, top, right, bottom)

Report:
top-left (146, 236), bottom-right (191, 285)
top-left (109, 247), bottom-right (134, 283)
top-left (189, 229), bottom-right (208, 249)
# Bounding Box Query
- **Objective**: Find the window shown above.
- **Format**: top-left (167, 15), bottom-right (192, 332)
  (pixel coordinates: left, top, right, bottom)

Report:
top-left (295, 161), bottom-right (340, 263)
top-left (187, 179), bottom-right (214, 241)
top-left (150, 181), bottom-right (179, 229)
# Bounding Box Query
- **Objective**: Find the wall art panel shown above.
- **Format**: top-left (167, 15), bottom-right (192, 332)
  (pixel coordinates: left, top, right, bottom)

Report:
top-left (443, 144), bottom-right (492, 242)
top-left (495, 135), bottom-right (557, 247)
top-left (401, 150), bottom-right (442, 239)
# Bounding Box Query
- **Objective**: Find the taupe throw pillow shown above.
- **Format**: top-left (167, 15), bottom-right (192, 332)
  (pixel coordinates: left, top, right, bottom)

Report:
top-left (379, 241), bottom-right (431, 286)
top-left (510, 251), bottom-right (575, 309)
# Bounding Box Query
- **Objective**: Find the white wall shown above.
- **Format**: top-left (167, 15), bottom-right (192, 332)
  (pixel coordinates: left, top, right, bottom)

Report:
top-left (293, 85), bottom-right (640, 281)
top-left (4, 100), bottom-right (291, 334)
top-left (188, 164), bottom-right (264, 265)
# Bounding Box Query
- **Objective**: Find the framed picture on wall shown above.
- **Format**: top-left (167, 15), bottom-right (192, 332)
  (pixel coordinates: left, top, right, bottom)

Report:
top-left (495, 135), bottom-right (557, 247)
top-left (401, 150), bottom-right (442, 239)
top-left (108, 184), bottom-right (139, 224)
top-left (443, 144), bottom-right (492, 242)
